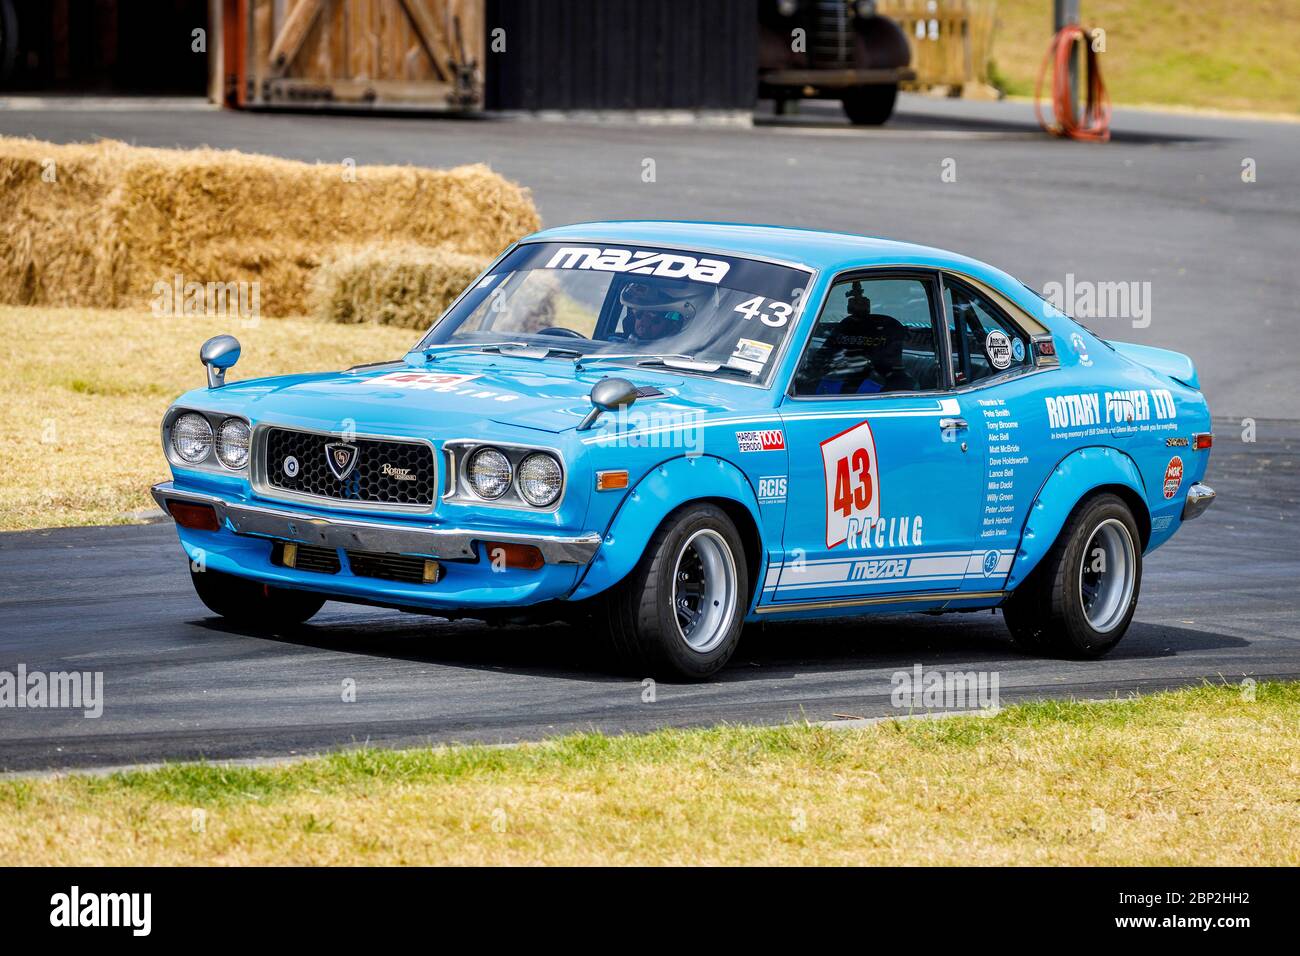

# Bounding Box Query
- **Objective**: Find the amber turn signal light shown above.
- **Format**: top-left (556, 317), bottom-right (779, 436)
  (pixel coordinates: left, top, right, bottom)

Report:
top-left (595, 470), bottom-right (629, 491)
top-left (1193, 433), bottom-right (1213, 450)
top-left (484, 542), bottom-right (544, 570)
top-left (167, 501), bottom-right (220, 531)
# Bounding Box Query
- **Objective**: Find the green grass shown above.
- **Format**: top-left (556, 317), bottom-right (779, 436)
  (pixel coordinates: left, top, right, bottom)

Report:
top-left (3, 682), bottom-right (1297, 865)
top-left (991, 0), bottom-right (1300, 115)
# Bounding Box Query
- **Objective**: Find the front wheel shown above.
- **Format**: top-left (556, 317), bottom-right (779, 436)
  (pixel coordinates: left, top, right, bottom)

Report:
top-left (190, 568), bottom-right (326, 629)
top-left (841, 83), bottom-right (898, 125)
top-left (602, 504), bottom-right (748, 681)
top-left (1003, 493), bottom-right (1142, 658)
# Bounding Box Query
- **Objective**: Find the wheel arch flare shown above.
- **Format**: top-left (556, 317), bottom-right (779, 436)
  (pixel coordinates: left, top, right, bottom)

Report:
top-left (1004, 445), bottom-right (1150, 593)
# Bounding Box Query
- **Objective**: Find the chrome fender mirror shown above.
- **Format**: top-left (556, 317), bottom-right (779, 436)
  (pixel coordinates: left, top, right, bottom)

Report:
top-left (200, 334), bottom-right (241, 388)
top-left (578, 377), bottom-right (638, 430)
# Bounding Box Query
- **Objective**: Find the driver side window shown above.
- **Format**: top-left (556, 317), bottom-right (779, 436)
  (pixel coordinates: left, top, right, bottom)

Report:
top-left (792, 275), bottom-right (943, 396)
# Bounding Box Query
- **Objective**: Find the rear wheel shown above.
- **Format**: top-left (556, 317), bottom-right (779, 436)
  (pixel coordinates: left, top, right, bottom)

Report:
top-left (841, 83), bottom-right (898, 125)
top-left (603, 504), bottom-right (748, 681)
top-left (190, 568), bottom-right (325, 628)
top-left (1003, 493), bottom-right (1142, 658)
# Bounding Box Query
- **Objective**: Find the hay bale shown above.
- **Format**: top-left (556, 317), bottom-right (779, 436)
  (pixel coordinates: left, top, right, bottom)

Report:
top-left (310, 242), bottom-right (489, 329)
top-left (0, 136), bottom-right (540, 316)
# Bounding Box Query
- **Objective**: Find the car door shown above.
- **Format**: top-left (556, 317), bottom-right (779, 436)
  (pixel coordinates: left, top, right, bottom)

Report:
top-left (770, 270), bottom-right (988, 607)
top-left (941, 274), bottom-right (1054, 592)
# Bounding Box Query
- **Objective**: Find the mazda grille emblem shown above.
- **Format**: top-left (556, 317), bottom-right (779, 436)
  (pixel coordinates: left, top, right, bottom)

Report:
top-left (324, 442), bottom-right (359, 481)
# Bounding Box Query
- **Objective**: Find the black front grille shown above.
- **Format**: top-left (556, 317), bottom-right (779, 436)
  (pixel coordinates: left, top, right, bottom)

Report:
top-left (346, 550), bottom-right (441, 585)
top-left (271, 540), bottom-right (341, 574)
top-left (263, 428), bottom-right (435, 508)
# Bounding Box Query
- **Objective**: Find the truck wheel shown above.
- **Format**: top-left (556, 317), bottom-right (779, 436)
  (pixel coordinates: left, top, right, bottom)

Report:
top-left (841, 83), bottom-right (898, 125)
top-left (1003, 493), bottom-right (1142, 659)
top-left (190, 568), bottom-right (325, 628)
top-left (603, 504), bottom-right (748, 681)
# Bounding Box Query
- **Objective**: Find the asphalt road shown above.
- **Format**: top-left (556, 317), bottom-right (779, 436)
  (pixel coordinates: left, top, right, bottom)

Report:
top-left (1, 96), bottom-right (1298, 771)
top-left (1, 418), bottom-right (1296, 772)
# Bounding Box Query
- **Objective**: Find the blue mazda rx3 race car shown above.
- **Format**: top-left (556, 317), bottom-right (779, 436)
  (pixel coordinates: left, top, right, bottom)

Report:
top-left (154, 222), bottom-right (1215, 679)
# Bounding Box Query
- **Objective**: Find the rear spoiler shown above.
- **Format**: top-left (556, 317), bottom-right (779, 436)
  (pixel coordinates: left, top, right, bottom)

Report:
top-left (1106, 340), bottom-right (1200, 390)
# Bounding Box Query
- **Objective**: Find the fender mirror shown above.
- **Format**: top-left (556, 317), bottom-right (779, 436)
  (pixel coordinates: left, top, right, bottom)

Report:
top-left (200, 334), bottom-right (241, 388)
top-left (578, 377), bottom-right (638, 430)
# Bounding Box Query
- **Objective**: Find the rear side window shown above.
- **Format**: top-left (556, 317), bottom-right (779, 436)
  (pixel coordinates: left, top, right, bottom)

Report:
top-left (944, 280), bottom-right (1032, 385)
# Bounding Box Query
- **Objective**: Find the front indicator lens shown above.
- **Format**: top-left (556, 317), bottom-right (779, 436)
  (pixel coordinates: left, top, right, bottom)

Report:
top-left (467, 447), bottom-right (512, 499)
top-left (517, 452), bottom-right (563, 507)
top-left (171, 413), bottom-right (213, 463)
top-left (216, 418), bottom-right (251, 469)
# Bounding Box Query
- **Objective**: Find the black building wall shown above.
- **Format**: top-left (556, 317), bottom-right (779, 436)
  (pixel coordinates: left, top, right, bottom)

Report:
top-left (485, 0), bottom-right (757, 111)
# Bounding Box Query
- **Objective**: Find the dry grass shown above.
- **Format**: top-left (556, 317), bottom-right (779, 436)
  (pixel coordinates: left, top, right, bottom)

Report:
top-left (991, 0), bottom-right (1300, 115)
top-left (309, 241), bottom-right (489, 328)
top-left (0, 305), bottom-right (417, 531)
top-left (2, 682), bottom-right (1297, 865)
top-left (0, 136), bottom-right (539, 316)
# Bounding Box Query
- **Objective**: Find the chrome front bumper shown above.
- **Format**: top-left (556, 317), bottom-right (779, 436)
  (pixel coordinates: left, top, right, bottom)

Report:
top-left (1182, 482), bottom-right (1216, 521)
top-left (150, 482), bottom-right (601, 565)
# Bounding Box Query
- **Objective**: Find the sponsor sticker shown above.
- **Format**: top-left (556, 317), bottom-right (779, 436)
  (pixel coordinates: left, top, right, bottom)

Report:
top-left (756, 475), bottom-right (788, 504)
top-left (1163, 456), bottom-right (1184, 499)
top-left (1070, 331), bottom-right (1092, 367)
top-left (728, 337), bottom-right (774, 374)
top-left (1011, 338), bottom-right (1026, 363)
top-left (985, 330), bottom-right (1012, 370)
top-left (373, 371), bottom-right (481, 390)
top-left (544, 246), bottom-right (730, 284)
top-left (821, 420), bottom-right (880, 549)
top-left (736, 429), bottom-right (785, 453)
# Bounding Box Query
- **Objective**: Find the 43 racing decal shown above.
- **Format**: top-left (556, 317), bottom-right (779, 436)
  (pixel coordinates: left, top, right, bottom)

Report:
top-left (373, 371), bottom-right (481, 390)
top-left (821, 420), bottom-right (880, 549)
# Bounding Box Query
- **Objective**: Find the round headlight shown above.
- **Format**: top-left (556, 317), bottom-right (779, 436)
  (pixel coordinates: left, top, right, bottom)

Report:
top-left (215, 418), bottom-right (251, 469)
top-left (516, 452), bottom-right (563, 507)
top-left (171, 413), bottom-right (213, 463)
top-left (467, 447), bottom-right (512, 499)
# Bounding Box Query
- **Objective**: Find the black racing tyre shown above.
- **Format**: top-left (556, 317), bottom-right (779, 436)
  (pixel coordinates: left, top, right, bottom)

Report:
top-left (841, 83), bottom-right (898, 125)
top-left (190, 568), bottom-right (326, 628)
top-left (1003, 493), bottom-right (1142, 659)
top-left (602, 503), bottom-right (748, 681)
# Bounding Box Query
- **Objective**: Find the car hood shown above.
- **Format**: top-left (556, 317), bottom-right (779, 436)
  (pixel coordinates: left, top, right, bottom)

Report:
top-left (186, 356), bottom-right (694, 436)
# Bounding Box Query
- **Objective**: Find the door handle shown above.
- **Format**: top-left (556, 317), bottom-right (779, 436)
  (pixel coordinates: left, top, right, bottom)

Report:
top-left (939, 417), bottom-right (969, 430)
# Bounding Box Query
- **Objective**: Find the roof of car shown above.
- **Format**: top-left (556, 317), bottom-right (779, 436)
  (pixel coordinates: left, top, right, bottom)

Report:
top-left (525, 220), bottom-right (992, 276)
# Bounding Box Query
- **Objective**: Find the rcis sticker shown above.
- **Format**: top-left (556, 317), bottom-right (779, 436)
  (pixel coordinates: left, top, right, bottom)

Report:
top-left (1163, 456), bottom-right (1184, 499)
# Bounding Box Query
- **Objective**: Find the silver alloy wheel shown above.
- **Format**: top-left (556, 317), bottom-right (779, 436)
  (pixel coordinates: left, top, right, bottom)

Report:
top-left (1078, 518), bottom-right (1137, 633)
top-left (671, 528), bottom-right (738, 653)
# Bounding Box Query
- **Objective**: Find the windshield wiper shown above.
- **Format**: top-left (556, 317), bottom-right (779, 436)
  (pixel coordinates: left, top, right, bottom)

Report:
top-left (494, 343), bottom-right (587, 360)
top-left (412, 342), bottom-right (531, 362)
top-left (634, 357), bottom-right (758, 380)
top-left (576, 353), bottom-right (756, 380)
top-left (573, 352), bottom-right (692, 372)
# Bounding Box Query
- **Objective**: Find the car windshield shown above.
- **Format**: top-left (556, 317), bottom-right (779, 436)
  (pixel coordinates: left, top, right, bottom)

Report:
top-left (415, 241), bottom-right (815, 386)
